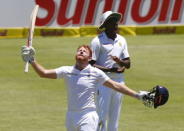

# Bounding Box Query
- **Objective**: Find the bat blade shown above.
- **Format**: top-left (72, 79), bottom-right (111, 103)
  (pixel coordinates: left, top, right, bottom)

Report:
top-left (24, 5), bottom-right (39, 73)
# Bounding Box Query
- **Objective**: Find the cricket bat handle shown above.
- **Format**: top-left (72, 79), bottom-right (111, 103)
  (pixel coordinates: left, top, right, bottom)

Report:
top-left (24, 62), bottom-right (29, 72)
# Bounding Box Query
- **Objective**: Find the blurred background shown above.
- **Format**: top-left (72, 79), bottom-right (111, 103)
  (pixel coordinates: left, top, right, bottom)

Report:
top-left (0, 0), bottom-right (184, 131)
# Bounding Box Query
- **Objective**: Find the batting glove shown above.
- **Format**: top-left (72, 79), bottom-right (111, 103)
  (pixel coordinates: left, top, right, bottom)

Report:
top-left (21, 45), bottom-right (35, 63)
top-left (136, 91), bottom-right (149, 101)
top-left (136, 91), bottom-right (158, 108)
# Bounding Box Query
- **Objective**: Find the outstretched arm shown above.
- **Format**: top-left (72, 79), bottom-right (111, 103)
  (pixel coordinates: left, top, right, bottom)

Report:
top-left (103, 79), bottom-right (169, 108)
top-left (103, 79), bottom-right (145, 100)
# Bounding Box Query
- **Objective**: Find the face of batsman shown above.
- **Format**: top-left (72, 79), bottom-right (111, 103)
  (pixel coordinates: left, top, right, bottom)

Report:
top-left (75, 46), bottom-right (92, 62)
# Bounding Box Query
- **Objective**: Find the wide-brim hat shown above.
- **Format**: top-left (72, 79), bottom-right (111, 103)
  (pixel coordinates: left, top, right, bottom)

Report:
top-left (99, 11), bottom-right (122, 29)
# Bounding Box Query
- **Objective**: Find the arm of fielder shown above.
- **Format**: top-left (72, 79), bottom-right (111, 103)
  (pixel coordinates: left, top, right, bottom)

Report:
top-left (111, 56), bottom-right (131, 69)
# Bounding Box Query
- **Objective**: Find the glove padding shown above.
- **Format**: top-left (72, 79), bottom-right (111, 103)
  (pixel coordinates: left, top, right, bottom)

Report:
top-left (137, 91), bottom-right (149, 101)
top-left (21, 45), bottom-right (35, 63)
top-left (140, 85), bottom-right (169, 108)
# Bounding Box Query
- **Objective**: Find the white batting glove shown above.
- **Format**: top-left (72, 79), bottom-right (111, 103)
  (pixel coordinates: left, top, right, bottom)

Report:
top-left (136, 91), bottom-right (149, 101)
top-left (21, 45), bottom-right (35, 63)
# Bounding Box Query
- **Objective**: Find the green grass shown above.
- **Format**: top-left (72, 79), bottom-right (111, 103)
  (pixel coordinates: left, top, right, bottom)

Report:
top-left (0, 35), bottom-right (184, 131)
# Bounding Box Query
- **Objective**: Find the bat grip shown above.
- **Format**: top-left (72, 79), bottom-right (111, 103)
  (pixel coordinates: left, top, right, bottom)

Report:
top-left (24, 62), bottom-right (29, 72)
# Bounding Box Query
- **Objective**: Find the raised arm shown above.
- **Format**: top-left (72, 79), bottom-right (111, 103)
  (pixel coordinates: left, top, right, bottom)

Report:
top-left (31, 61), bottom-right (57, 79)
top-left (21, 46), bottom-right (57, 79)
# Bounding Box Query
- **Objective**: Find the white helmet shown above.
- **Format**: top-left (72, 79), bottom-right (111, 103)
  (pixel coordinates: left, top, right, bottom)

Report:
top-left (99, 11), bottom-right (122, 29)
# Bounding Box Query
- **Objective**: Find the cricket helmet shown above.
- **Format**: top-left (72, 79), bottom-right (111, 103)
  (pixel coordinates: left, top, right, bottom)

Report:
top-left (153, 85), bottom-right (169, 108)
top-left (99, 11), bottom-right (122, 29)
top-left (143, 85), bottom-right (169, 108)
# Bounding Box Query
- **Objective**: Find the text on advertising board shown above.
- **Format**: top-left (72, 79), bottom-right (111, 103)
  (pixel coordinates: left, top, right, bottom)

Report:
top-left (35, 0), bottom-right (184, 26)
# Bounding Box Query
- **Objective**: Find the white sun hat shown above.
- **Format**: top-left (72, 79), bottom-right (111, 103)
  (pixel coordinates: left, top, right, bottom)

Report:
top-left (99, 11), bottom-right (122, 29)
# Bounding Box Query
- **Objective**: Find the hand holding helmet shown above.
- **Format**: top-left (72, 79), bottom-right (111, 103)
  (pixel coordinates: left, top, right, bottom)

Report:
top-left (141, 85), bottom-right (169, 108)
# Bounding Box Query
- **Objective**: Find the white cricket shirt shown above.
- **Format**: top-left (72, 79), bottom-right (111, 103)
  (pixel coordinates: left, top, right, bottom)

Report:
top-left (55, 64), bottom-right (110, 111)
top-left (90, 32), bottom-right (129, 79)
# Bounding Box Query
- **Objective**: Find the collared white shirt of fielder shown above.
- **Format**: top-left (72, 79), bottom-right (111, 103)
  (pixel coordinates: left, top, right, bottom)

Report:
top-left (90, 31), bottom-right (130, 131)
top-left (90, 32), bottom-right (129, 79)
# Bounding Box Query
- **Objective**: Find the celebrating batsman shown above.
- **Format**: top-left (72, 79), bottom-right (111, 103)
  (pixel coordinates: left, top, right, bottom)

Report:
top-left (21, 44), bottom-right (153, 131)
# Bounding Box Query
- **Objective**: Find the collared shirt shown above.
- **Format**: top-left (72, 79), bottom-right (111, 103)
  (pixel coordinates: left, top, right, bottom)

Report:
top-left (90, 32), bottom-right (129, 79)
top-left (55, 64), bottom-right (110, 111)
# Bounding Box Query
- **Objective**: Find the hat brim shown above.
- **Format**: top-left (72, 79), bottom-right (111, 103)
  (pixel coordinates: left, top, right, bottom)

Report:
top-left (99, 13), bottom-right (122, 29)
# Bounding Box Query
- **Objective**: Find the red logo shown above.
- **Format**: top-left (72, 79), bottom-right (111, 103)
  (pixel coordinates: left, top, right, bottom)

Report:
top-left (35, 0), bottom-right (184, 26)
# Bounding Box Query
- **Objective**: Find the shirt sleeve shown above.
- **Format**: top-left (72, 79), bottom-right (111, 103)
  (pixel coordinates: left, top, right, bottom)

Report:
top-left (97, 69), bottom-right (110, 84)
top-left (90, 37), bottom-right (101, 61)
top-left (54, 66), bottom-right (67, 79)
top-left (121, 38), bottom-right (130, 59)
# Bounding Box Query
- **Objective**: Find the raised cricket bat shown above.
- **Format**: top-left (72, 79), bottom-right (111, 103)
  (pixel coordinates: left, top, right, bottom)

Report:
top-left (24, 5), bottom-right (39, 72)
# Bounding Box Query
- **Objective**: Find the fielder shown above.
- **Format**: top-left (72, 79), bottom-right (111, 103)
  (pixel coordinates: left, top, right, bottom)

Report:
top-left (21, 44), bottom-right (149, 131)
top-left (90, 11), bottom-right (130, 131)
